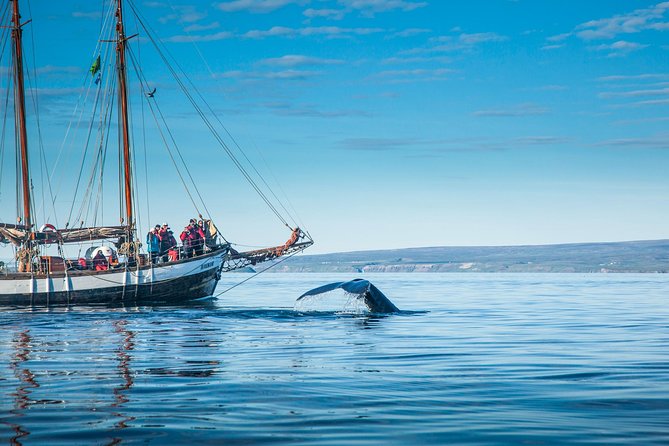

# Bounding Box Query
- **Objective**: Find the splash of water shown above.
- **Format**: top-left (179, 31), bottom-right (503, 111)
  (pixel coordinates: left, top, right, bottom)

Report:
top-left (293, 290), bottom-right (371, 314)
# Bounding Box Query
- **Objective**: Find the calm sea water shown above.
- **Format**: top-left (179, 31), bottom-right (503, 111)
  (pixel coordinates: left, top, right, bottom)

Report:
top-left (1, 273), bottom-right (668, 445)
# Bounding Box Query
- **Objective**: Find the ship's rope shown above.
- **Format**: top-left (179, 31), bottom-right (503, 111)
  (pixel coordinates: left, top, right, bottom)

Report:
top-left (24, 0), bottom-right (58, 230)
top-left (125, 45), bottom-right (206, 218)
top-left (162, 0), bottom-right (304, 231)
top-left (126, 0), bottom-right (292, 230)
top-left (213, 249), bottom-right (302, 298)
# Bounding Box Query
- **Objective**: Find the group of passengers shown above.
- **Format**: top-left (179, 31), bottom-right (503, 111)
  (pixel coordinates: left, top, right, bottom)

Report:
top-left (146, 219), bottom-right (209, 264)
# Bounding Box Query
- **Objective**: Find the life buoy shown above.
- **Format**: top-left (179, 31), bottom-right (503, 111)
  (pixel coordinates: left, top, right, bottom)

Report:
top-left (40, 223), bottom-right (57, 232)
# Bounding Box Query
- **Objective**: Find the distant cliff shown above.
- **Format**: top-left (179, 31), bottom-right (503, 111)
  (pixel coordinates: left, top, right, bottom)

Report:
top-left (270, 240), bottom-right (669, 273)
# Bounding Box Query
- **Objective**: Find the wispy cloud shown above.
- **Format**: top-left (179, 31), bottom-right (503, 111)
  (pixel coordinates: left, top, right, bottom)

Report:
top-left (575, 2), bottom-right (669, 40)
top-left (473, 103), bottom-right (550, 117)
top-left (597, 73), bottom-right (669, 82)
top-left (547, 1), bottom-right (669, 46)
top-left (257, 55), bottom-right (344, 67)
top-left (382, 56), bottom-right (451, 65)
top-left (166, 31), bottom-right (234, 43)
top-left (263, 101), bottom-right (371, 118)
top-left (72, 11), bottom-right (102, 20)
top-left (599, 87), bottom-right (669, 99)
top-left (512, 136), bottom-right (569, 145)
top-left (339, 137), bottom-right (436, 151)
top-left (392, 28), bottom-right (432, 38)
top-left (590, 40), bottom-right (648, 57)
top-left (541, 44), bottom-right (565, 51)
top-left (215, 0), bottom-right (307, 13)
top-left (404, 31), bottom-right (508, 54)
top-left (339, 135), bottom-right (569, 152)
top-left (303, 8), bottom-right (347, 20)
top-left (458, 32), bottom-right (508, 45)
top-left (338, 0), bottom-right (428, 16)
top-left (533, 85), bottom-right (569, 91)
top-left (217, 69), bottom-right (323, 80)
top-left (373, 68), bottom-right (453, 83)
top-left (184, 22), bottom-right (221, 32)
top-left (35, 65), bottom-right (80, 75)
top-left (157, 5), bottom-right (208, 25)
top-left (594, 135), bottom-right (669, 149)
top-left (243, 26), bottom-right (384, 39)
top-left (303, 0), bottom-right (426, 21)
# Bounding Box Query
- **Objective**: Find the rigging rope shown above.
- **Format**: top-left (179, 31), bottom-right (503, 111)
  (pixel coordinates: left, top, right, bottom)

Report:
top-left (162, 0), bottom-right (302, 230)
top-left (126, 0), bottom-right (293, 229)
top-left (125, 46), bottom-right (205, 218)
top-left (213, 248), bottom-right (302, 298)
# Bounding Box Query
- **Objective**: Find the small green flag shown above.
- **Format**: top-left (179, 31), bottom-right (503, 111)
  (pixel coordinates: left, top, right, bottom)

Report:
top-left (90, 56), bottom-right (100, 76)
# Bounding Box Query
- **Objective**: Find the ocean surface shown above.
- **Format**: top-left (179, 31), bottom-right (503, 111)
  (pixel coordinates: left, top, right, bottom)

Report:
top-left (1, 273), bottom-right (668, 445)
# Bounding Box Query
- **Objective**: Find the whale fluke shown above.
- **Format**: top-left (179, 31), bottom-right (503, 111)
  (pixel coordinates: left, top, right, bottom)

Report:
top-left (297, 279), bottom-right (399, 313)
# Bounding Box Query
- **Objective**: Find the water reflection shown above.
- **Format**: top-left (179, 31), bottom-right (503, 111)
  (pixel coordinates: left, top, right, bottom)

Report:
top-left (109, 320), bottom-right (136, 443)
top-left (7, 330), bottom-right (36, 446)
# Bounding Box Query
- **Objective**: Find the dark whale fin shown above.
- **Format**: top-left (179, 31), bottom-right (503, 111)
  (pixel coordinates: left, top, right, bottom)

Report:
top-left (297, 278), bottom-right (399, 313)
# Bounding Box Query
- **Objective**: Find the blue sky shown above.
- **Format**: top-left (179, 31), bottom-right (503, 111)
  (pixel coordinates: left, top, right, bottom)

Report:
top-left (1, 0), bottom-right (668, 254)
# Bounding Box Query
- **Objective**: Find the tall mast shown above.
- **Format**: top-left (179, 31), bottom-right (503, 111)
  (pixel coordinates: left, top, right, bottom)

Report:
top-left (115, 0), bottom-right (133, 233)
top-left (10, 0), bottom-right (32, 230)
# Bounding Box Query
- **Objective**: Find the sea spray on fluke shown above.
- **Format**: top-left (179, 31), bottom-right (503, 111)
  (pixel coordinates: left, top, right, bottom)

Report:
top-left (296, 279), bottom-right (400, 314)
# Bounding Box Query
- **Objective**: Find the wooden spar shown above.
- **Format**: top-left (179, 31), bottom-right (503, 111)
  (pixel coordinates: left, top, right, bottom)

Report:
top-left (11, 0), bottom-right (32, 231)
top-left (115, 0), bottom-right (133, 236)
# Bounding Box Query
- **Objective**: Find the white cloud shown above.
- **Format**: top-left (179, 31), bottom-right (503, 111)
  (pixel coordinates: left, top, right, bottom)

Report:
top-left (216, 0), bottom-right (307, 13)
top-left (258, 55), bottom-right (344, 67)
top-left (458, 32), bottom-right (507, 44)
top-left (166, 31), bottom-right (234, 42)
top-left (393, 28), bottom-right (432, 38)
top-left (597, 73), bottom-right (669, 82)
top-left (243, 26), bottom-right (384, 39)
top-left (216, 69), bottom-right (322, 80)
top-left (72, 11), bottom-right (102, 19)
top-left (473, 103), bottom-right (550, 117)
top-left (303, 8), bottom-right (347, 20)
top-left (575, 2), bottom-right (669, 40)
top-left (184, 22), bottom-right (221, 33)
top-left (338, 0), bottom-right (427, 15)
top-left (373, 68), bottom-right (453, 83)
top-left (591, 40), bottom-right (648, 56)
top-left (599, 87), bottom-right (669, 99)
top-left (382, 56), bottom-right (451, 65)
top-left (303, 0), bottom-right (426, 20)
top-left (35, 65), bottom-right (80, 75)
top-left (541, 44), bottom-right (564, 51)
top-left (405, 31), bottom-right (508, 54)
top-left (594, 135), bottom-right (669, 149)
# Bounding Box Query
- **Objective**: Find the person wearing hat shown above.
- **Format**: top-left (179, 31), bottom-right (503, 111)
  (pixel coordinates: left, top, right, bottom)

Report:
top-left (159, 224), bottom-right (177, 262)
top-left (180, 226), bottom-right (193, 258)
top-left (146, 224), bottom-right (161, 264)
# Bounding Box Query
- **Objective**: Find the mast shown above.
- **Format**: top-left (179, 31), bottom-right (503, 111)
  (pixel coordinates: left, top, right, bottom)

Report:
top-left (10, 0), bottom-right (32, 230)
top-left (115, 0), bottom-right (133, 234)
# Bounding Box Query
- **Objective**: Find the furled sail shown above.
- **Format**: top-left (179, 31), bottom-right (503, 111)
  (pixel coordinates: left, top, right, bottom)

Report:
top-left (0, 224), bottom-right (29, 246)
top-left (0, 224), bottom-right (129, 246)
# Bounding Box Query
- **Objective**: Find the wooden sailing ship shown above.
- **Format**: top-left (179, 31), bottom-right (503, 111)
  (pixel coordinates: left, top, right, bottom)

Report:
top-left (0, 0), bottom-right (312, 305)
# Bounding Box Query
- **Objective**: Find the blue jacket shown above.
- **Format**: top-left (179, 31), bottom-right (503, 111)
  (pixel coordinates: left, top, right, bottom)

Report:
top-left (146, 231), bottom-right (160, 253)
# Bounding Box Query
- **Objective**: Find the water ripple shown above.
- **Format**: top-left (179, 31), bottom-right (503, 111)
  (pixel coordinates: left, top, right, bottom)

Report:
top-left (1, 273), bottom-right (668, 445)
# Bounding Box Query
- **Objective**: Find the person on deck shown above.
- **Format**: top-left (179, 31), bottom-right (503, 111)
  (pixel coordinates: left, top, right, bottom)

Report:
top-left (158, 223), bottom-right (172, 262)
top-left (167, 230), bottom-right (179, 262)
top-left (180, 226), bottom-right (192, 258)
top-left (93, 250), bottom-right (108, 271)
top-left (189, 221), bottom-right (205, 257)
top-left (146, 225), bottom-right (161, 264)
top-left (162, 228), bottom-right (178, 262)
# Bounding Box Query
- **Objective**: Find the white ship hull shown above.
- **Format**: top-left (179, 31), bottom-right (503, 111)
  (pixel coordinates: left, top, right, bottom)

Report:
top-left (0, 251), bottom-right (225, 306)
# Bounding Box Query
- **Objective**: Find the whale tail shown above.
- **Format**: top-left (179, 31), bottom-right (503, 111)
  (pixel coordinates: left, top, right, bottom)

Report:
top-left (297, 279), bottom-right (399, 313)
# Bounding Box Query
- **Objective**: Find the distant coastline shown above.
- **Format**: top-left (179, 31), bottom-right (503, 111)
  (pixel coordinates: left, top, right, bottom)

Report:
top-left (268, 240), bottom-right (669, 273)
